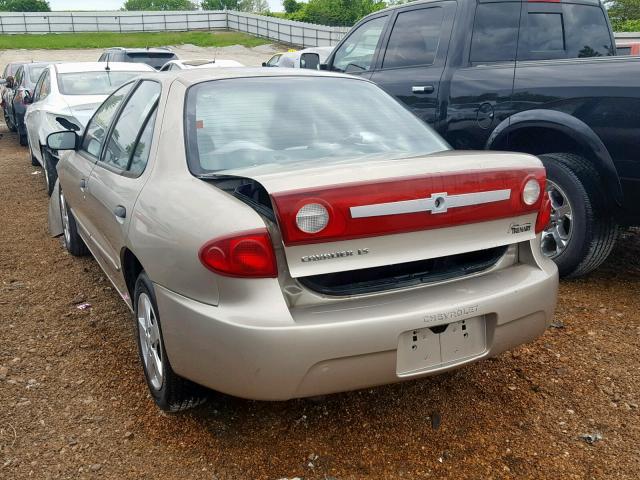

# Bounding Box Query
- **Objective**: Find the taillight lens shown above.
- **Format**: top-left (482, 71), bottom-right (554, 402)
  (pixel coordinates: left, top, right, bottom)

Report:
top-left (535, 193), bottom-right (552, 233)
top-left (199, 229), bottom-right (277, 278)
top-left (296, 203), bottom-right (329, 233)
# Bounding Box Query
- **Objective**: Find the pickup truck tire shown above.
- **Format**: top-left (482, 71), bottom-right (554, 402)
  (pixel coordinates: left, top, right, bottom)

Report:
top-left (539, 153), bottom-right (618, 278)
top-left (42, 149), bottom-right (57, 197)
top-left (134, 271), bottom-right (208, 412)
top-left (58, 186), bottom-right (89, 257)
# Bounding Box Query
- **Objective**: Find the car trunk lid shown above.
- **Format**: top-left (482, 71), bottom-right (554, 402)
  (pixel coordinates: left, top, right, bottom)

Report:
top-left (215, 151), bottom-right (546, 279)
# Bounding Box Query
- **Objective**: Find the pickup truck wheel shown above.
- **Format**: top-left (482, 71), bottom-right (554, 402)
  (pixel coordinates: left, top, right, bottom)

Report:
top-left (539, 153), bottom-right (617, 277)
top-left (42, 149), bottom-right (57, 196)
top-left (59, 186), bottom-right (89, 257)
top-left (134, 271), bottom-right (208, 412)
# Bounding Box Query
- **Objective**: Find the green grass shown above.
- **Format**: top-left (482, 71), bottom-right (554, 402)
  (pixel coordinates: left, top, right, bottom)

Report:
top-left (0, 31), bottom-right (270, 50)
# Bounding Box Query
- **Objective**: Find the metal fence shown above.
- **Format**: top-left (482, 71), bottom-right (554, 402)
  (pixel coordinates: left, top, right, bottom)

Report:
top-left (0, 10), bottom-right (350, 48)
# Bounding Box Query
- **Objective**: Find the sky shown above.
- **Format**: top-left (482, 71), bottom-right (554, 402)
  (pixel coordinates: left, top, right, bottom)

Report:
top-left (48, 0), bottom-right (284, 12)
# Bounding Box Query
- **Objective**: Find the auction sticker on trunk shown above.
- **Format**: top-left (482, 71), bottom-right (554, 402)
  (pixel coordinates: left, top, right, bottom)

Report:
top-left (397, 317), bottom-right (486, 375)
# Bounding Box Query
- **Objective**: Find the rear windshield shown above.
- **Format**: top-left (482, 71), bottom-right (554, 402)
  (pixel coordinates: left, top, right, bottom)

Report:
top-left (185, 76), bottom-right (449, 175)
top-left (126, 52), bottom-right (177, 69)
top-left (58, 71), bottom-right (143, 95)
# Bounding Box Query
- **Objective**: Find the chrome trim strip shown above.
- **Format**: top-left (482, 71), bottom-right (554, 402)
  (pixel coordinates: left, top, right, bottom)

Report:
top-left (350, 189), bottom-right (511, 218)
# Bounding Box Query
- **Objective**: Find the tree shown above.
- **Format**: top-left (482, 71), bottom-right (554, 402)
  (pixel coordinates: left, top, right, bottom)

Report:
top-left (297, 0), bottom-right (385, 26)
top-left (0, 0), bottom-right (50, 11)
top-left (604, 0), bottom-right (640, 29)
top-left (201, 0), bottom-right (239, 9)
top-left (237, 0), bottom-right (268, 13)
top-left (123, 0), bottom-right (197, 10)
top-left (283, 0), bottom-right (301, 14)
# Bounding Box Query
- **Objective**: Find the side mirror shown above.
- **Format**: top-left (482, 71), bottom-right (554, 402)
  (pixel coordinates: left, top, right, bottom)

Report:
top-left (261, 62), bottom-right (268, 67)
top-left (47, 131), bottom-right (78, 151)
top-left (300, 53), bottom-right (320, 70)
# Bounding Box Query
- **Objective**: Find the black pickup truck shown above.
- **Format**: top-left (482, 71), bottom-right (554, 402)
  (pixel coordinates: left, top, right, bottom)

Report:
top-left (323, 0), bottom-right (640, 277)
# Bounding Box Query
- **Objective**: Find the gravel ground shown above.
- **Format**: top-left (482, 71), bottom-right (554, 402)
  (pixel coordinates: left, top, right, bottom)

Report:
top-left (0, 43), bottom-right (278, 71)
top-left (0, 123), bottom-right (639, 480)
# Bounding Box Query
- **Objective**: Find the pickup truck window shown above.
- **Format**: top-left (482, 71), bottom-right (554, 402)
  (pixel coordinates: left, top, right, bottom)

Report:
top-left (332, 16), bottom-right (387, 73)
top-left (528, 13), bottom-right (564, 53)
top-left (564, 4), bottom-right (613, 58)
top-left (383, 7), bottom-right (444, 69)
top-left (470, 2), bottom-right (520, 63)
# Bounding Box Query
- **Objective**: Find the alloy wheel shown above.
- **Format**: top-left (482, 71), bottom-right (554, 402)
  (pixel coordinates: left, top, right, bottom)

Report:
top-left (137, 292), bottom-right (164, 391)
top-left (541, 180), bottom-right (573, 258)
top-left (59, 189), bottom-right (71, 247)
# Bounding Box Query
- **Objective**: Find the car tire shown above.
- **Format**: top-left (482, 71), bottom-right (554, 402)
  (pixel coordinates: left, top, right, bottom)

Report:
top-left (539, 152), bottom-right (618, 278)
top-left (18, 129), bottom-right (28, 147)
top-left (42, 149), bottom-right (58, 196)
top-left (134, 271), bottom-right (208, 412)
top-left (4, 112), bottom-right (16, 132)
top-left (59, 186), bottom-right (89, 257)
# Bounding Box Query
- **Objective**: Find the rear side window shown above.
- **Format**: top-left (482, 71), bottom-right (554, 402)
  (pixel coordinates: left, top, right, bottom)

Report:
top-left (527, 13), bottom-right (564, 53)
top-left (102, 81), bottom-right (160, 172)
top-left (383, 7), bottom-right (444, 69)
top-left (470, 2), bottom-right (520, 63)
top-left (564, 4), bottom-right (613, 57)
top-left (82, 82), bottom-right (134, 158)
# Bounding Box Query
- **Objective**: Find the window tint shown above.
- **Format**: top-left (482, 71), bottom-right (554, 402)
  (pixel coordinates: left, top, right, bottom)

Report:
top-left (528, 13), bottom-right (564, 52)
top-left (383, 7), bottom-right (444, 69)
top-left (470, 2), bottom-right (520, 63)
top-left (564, 4), bottom-right (613, 58)
top-left (129, 109), bottom-right (157, 176)
top-left (82, 82), bottom-right (133, 158)
top-left (102, 81), bottom-right (160, 171)
top-left (332, 16), bottom-right (387, 73)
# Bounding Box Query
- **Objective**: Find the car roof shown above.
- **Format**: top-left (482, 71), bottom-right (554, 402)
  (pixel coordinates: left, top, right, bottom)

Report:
top-left (137, 67), bottom-right (367, 86)
top-left (105, 47), bottom-right (174, 53)
top-left (54, 62), bottom-right (156, 74)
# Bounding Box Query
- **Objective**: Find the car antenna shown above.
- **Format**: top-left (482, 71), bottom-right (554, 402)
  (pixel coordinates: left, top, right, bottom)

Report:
top-left (105, 55), bottom-right (111, 71)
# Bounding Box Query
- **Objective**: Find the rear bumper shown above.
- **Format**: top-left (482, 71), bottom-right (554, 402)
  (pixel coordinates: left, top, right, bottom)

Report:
top-left (155, 251), bottom-right (558, 401)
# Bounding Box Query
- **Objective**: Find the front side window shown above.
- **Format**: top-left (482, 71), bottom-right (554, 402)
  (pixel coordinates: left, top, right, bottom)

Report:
top-left (35, 70), bottom-right (50, 101)
top-left (58, 71), bottom-right (144, 96)
top-left (185, 77), bottom-right (449, 175)
top-left (470, 2), bottom-right (521, 63)
top-left (266, 54), bottom-right (282, 67)
top-left (383, 7), bottom-right (444, 69)
top-left (81, 82), bottom-right (134, 158)
top-left (102, 81), bottom-right (160, 171)
top-left (332, 16), bottom-right (388, 73)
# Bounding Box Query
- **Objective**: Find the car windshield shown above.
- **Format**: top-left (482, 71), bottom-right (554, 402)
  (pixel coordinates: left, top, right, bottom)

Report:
top-left (58, 71), bottom-right (142, 95)
top-left (125, 52), bottom-right (176, 69)
top-left (185, 76), bottom-right (450, 174)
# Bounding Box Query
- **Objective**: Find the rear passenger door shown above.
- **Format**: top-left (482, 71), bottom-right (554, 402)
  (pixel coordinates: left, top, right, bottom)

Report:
top-left (84, 80), bottom-right (161, 287)
top-left (370, 2), bottom-right (456, 126)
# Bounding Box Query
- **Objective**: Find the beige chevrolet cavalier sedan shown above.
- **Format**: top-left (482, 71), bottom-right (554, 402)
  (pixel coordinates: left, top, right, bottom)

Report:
top-left (46, 68), bottom-right (558, 411)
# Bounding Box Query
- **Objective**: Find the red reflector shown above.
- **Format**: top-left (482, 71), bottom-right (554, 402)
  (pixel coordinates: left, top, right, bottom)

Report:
top-left (272, 168), bottom-right (546, 246)
top-left (535, 192), bottom-right (552, 233)
top-left (199, 229), bottom-right (277, 278)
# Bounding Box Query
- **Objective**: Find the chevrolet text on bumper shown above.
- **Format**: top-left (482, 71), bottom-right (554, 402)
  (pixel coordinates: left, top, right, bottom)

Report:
top-left (48, 68), bottom-right (558, 411)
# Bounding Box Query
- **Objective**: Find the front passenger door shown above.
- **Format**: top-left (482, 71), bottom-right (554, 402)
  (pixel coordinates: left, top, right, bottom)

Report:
top-left (84, 80), bottom-right (161, 290)
top-left (370, 2), bottom-right (456, 127)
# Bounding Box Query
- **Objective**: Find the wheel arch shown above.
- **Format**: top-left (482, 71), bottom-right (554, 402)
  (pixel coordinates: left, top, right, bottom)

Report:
top-left (486, 109), bottom-right (622, 205)
top-left (121, 247), bottom-right (145, 307)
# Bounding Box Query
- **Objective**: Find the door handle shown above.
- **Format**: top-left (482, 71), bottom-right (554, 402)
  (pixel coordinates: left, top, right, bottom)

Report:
top-left (412, 85), bottom-right (435, 94)
top-left (79, 178), bottom-right (87, 191)
top-left (114, 205), bottom-right (127, 219)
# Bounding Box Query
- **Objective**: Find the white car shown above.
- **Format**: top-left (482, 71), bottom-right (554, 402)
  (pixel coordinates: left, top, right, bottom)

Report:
top-left (159, 59), bottom-right (244, 71)
top-left (25, 62), bottom-right (155, 195)
top-left (263, 47), bottom-right (334, 69)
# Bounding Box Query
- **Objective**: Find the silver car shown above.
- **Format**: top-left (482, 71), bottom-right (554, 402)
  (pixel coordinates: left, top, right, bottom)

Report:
top-left (47, 68), bottom-right (558, 411)
top-left (25, 62), bottom-right (155, 195)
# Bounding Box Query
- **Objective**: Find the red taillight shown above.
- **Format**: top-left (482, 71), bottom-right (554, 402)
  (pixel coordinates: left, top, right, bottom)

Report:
top-left (272, 168), bottom-right (546, 246)
top-left (199, 229), bottom-right (277, 278)
top-left (535, 192), bottom-right (552, 233)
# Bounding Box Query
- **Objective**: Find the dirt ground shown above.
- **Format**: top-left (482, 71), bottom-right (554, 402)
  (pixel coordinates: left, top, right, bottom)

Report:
top-left (0, 123), bottom-right (639, 480)
top-left (0, 43), bottom-right (278, 71)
